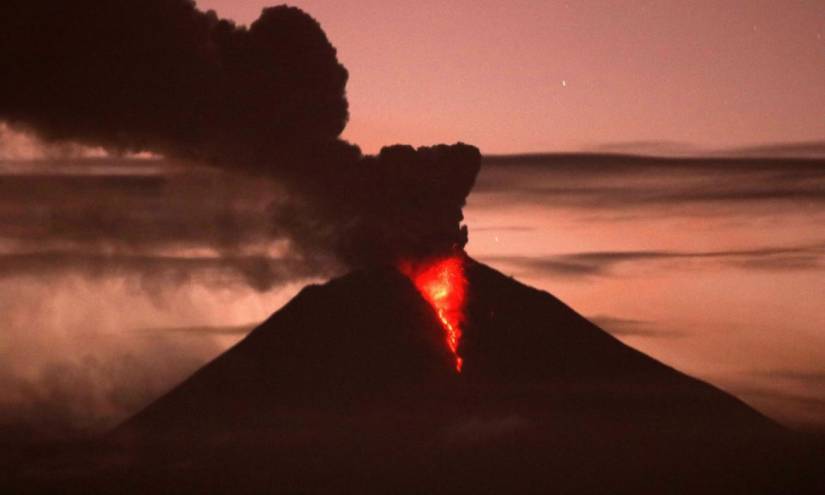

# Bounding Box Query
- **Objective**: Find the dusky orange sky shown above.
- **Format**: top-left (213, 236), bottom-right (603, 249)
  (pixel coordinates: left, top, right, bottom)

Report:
top-left (196, 0), bottom-right (825, 154)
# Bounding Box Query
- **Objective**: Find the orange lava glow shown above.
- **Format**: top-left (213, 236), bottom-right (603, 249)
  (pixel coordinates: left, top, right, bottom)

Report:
top-left (399, 255), bottom-right (467, 372)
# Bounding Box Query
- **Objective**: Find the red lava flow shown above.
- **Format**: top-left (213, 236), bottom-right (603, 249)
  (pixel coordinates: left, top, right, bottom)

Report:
top-left (399, 255), bottom-right (467, 372)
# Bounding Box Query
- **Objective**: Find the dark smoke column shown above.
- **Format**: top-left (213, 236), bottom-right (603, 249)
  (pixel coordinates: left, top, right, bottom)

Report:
top-left (0, 0), bottom-right (481, 269)
top-left (322, 143), bottom-right (481, 267)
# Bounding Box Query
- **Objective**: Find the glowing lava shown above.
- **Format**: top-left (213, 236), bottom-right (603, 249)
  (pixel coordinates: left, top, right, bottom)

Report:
top-left (399, 255), bottom-right (467, 373)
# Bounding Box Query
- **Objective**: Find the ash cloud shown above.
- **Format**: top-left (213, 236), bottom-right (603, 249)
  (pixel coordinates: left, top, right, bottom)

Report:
top-left (0, 0), bottom-right (350, 166)
top-left (0, 0), bottom-right (481, 271)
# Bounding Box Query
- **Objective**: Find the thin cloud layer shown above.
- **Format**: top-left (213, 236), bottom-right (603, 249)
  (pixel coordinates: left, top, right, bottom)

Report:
top-left (0, 157), bottom-right (322, 290)
top-left (483, 243), bottom-right (825, 279)
top-left (474, 154), bottom-right (825, 213)
top-left (588, 315), bottom-right (686, 339)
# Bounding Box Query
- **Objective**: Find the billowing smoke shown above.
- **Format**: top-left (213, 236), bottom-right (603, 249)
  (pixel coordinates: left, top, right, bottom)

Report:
top-left (0, 0), bottom-right (481, 268)
top-left (0, 0), bottom-right (351, 167)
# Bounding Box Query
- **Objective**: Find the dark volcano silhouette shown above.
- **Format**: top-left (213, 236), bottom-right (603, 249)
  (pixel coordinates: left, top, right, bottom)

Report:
top-left (122, 258), bottom-right (775, 436)
top-left (13, 259), bottom-right (823, 494)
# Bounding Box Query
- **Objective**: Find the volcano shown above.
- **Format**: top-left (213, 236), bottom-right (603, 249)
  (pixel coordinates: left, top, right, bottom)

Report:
top-left (19, 258), bottom-right (821, 493)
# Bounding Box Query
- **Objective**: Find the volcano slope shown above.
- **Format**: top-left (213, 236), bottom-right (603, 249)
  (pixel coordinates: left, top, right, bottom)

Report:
top-left (20, 258), bottom-right (823, 493)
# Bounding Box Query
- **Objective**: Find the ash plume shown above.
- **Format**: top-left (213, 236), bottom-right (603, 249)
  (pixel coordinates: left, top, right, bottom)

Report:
top-left (0, 0), bottom-right (481, 269)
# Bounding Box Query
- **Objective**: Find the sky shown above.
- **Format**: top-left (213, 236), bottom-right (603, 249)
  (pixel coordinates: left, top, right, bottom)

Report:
top-left (197, 0), bottom-right (825, 154)
top-left (1, 1), bottom-right (824, 437)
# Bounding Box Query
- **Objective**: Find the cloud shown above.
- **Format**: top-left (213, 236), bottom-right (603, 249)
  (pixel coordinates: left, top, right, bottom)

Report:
top-left (472, 154), bottom-right (825, 214)
top-left (0, 159), bottom-right (284, 249)
top-left (588, 315), bottom-right (686, 339)
top-left (731, 386), bottom-right (825, 431)
top-left (0, 271), bottom-right (301, 440)
top-left (480, 255), bottom-right (605, 277)
top-left (138, 324), bottom-right (255, 337)
top-left (727, 141), bottom-right (825, 160)
top-left (0, 303), bottom-right (224, 438)
top-left (589, 139), bottom-right (825, 160)
top-left (750, 369), bottom-right (825, 390)
top-left (0, 1), bottom-right (350, 165)
top-left (0, 122), bottom-right (107, 160)
top-left (0, 251), bottom-right (322, 291)
top-left (592, 140), bottom-right (705, 157)
top-left (0, 158), bottom-right (329, 290)
top-left (0, 345), bottom-right (218, 439)
top-left (481, 243), bottom-right (825, 279)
